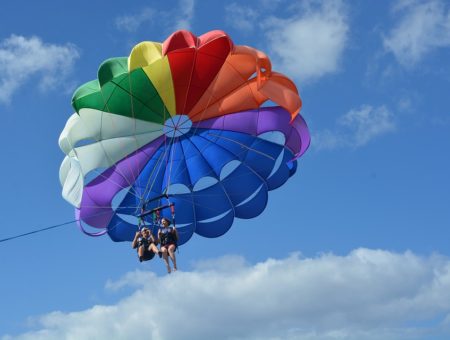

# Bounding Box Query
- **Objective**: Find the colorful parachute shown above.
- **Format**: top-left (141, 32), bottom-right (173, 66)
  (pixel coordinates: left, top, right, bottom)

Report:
top-left (59, 30), bottom-right (310, 245)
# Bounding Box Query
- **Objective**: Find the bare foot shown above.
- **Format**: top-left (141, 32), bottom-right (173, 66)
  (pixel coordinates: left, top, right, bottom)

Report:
top-left (173, 267), bottom-right (177, 272)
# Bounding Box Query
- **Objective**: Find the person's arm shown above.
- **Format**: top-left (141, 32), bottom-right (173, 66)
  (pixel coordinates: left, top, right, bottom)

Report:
top-left (172, 227), bottom-right (179, 242)
top-left (131, 232), bottom-right (140, 249)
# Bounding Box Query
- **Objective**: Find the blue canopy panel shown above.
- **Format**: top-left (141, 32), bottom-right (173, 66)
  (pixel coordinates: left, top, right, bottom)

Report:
top-left (242, 136), bottom-right (284, 179)
top-left (116, 146), bottom-right (168, 214)
top-left (105, 125), bottom-right (299, 244)
top-left (287, 159), bottom-right (298, 177)
top-left (266, 149), bottom-right (296, 190)
top-left (220, 163), bottom-right (268, 219)
top-left (198, 129), bottom-right (289, 183)
top-left (107, 214), bottom-right (137, 242)
top-left (198, 129), bottom-right (255, 161)
top-left (162, 139), bottom-right (192, 189)
top-left (191, 183), bottom-right (234, 237)
top-left (179, 137), bottom-right (216, 184)
top-left (186, 132), bottom-right (236, 177)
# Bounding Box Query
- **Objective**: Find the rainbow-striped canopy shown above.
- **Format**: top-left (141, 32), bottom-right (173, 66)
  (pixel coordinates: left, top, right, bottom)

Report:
top-left (59, 30), bottom-right (310, 244)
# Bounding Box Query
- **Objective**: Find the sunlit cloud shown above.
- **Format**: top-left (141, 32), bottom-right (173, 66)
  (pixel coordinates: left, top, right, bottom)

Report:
top-left (314, 105), bottom-right (396, 150)
top-left (0, 35), bottom-right (79, 104)
top-left (115, 0), bottom-right (195, 35)
top-left (223, 0), bottom-right (348, 82)
top-left (173, 0), bottom-right (195, 31)
top-left (225, 3), bottom-right (260, 33)
top-left (263, 0), bottom-right (349, 82)
top-left (4, 249), bottom-right (450, 339)
top-left (115, 8), bottom-right (156, 33)
top-left (383, 0), bottom-right (450, 66)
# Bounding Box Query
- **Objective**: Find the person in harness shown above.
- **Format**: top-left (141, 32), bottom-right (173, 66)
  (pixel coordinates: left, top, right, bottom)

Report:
top-left (132, 227), bottom-right (161, 262)
top-left (158, 217), bottom-right (178, 273)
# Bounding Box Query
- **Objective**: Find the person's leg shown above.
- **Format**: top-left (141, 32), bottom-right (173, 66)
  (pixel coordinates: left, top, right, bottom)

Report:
top-left (138, 245), bottom-right (145, 262)
top-left (149, 243), bottom-right (161, 257)
top-left (161, 246), bottom-right (171, 273)
top-left (168, 244), bottom-right (177, 271)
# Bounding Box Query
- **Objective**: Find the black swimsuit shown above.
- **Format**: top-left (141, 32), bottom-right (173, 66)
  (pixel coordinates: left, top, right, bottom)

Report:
top-left (159, 227), bottom-right (177, 249)
top-left (137, 236), bottom-right (155, 261)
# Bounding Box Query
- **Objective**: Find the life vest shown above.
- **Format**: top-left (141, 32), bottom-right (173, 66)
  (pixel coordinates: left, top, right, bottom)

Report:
top-left (138, 235), bottom-right (152, 248)
top-left (159, 227), bottom-right (176, 246)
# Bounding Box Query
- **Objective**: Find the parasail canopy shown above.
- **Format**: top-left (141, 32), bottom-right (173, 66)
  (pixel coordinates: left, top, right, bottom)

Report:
top-left (59, 30), bottom-right (310, 245)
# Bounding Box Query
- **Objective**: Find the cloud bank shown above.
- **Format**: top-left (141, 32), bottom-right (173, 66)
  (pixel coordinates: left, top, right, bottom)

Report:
top-left (4, 249), bottom-right (450, 340)
top-left (0, 35), bottom-right (79, 104)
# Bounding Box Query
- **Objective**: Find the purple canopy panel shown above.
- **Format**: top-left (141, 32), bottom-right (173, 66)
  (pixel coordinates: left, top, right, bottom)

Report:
top-left (77, 137), bottom-right (165, 230)
top-left (289, 114), bottom-right (310, 160)
top-left (193, 106), bottom-right (310, 158)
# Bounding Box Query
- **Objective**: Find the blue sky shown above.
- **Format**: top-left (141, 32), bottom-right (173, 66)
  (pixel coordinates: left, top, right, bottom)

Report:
top-left (1, 0), bottom-right (450, 339)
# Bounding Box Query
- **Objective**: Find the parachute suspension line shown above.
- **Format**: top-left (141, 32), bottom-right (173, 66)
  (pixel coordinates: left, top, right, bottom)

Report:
top-left (137, 215), bottom-right (145, 231)
top-left (79, 215), bottom-right (126, 237)
top-left (165, 136), bottom-right (178, 195)
top-left (125, 68), bottom-right (143, 202)
top-left (109, 80), bottom-right (166, 121)
top-left (204, 129), bottom-right (282, 173)
top-left (97, 80), bottom-right (140, 195)
top-left (164, 129), bottom-right (276, 211)
top-left (166, 61), bottom-right (267, 184)
top-left (123, 71), bottom-right (169, 204)
top-left (138, 134), bottom-right (176, 212)
top-left (155, 209), bottom-right (161, 228)
top-left (61, 115), bottom-right (143, 205)
top-left (0, 220), bottom-right (77, 243)
top-left (138, 195), bottom-right (175, 229)
top-left (162, 99), bottom-right (170, 196)
top-left (0, 207), bottom-right (117, 243)
top-left (186, 42), bottom-right (224, 127)
top-left (78, 73), bottom-right (166, 203)
top-left (64, 99), bottom-right (142, 209)
top-left (182, 44), bottom-right (198, 116)
top-left (136, 129), bottom-right (176, 222)
top-left (137, 102), bottom-right (174, 208)
top-left (177, 133), bottom-right (278, 203)
top-left (172, 61), bottom-right (223, 177)
top-left (88, 168), bottom-right (142, 202)
top-left (99, 77), bottom-right (168, 202)
top-left (158, 47), bottom-right (219, 183)
top-left (188, 56), bottom-right (247, 123)
top-left (137, 145), bottom-right (167, 209)
top-left (170, 203), bottom-right (176, 228)
top-left (92, 70), bottom-right (162, 214)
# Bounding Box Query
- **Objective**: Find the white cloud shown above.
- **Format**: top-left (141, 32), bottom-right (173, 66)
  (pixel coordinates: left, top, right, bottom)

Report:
top-left (116, 0), bottom-right (195, 34)
top-left (0, 35), bottom-right (79, 104)
top-left (173, 0), bottom-right (195, 31)
top-left (225, 3), bottom-right (260, 33)
top-left (115, 8), bottom-right (156, 33)
top-left (314, 105), bottom-right (396, 150)
top-left (383, 0), bottom-right (450, 66)
top-left (4, 249), bottom-right (450, 340)
top-left (339, 105), bottom-right (396, 146)
top-left (263, 0), bottom-right (349, 82)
